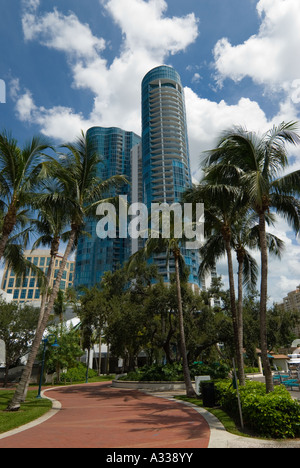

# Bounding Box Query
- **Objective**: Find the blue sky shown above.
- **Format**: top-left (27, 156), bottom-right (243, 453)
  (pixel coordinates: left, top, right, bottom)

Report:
top-left (0, 0), bottom-right (300, 304)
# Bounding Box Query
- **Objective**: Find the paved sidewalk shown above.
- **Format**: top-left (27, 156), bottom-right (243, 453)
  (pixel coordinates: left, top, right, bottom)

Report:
top-left (1, 381), bottom-right (300, 448)
top-left (0, 382), bottom-right (210, 449)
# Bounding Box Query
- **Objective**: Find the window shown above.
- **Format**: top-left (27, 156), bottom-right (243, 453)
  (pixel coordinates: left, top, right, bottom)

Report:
top-left (35, 290), bottom-right (40, 299)
top-left (39, 257), bottom-right (45, 267)
top-left (13, 290), bottom-right (19, 299)
top-left (29, 278), bottom-right (35, 288)
top-left (21, 290), bottom-right (26, 299)
top-left (8, 278), bottom-right (14, 288)
top-left (27, 290), bottom-right (34, 299)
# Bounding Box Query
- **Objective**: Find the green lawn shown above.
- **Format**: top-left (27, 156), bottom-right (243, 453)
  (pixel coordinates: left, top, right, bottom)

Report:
top-left (0, 390), bottom-right (52, 434)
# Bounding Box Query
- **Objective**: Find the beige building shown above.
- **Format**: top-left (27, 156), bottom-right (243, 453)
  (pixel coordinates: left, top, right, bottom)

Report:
top-left (1, 249), bottom-right (75, 303)
top-left (278, 285), bottom-right (300, 314)
top-left (277, 285), bottom-right (300, 337)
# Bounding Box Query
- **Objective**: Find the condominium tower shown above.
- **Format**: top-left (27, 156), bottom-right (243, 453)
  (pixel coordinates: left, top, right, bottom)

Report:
top-left (74, 127), bottom-right (141, 288)
top-left (141, 65), bottom-right (200, 289)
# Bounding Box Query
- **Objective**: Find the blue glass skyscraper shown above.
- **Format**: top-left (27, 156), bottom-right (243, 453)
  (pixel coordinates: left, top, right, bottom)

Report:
top-left (74, 127), bottom-right (141, 288)
top-left (141, 65), bottom-right (200, 290)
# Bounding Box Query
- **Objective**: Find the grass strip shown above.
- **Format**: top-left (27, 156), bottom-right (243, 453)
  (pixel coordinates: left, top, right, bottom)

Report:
top-left (0, 390), bottom-right (52, 434)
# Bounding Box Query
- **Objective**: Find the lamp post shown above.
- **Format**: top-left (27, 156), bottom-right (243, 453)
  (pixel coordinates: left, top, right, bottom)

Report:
top-left (37, 334), bottom-right (59, 399)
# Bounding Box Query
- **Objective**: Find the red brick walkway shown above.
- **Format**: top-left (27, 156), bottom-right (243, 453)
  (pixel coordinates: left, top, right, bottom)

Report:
top-left (0, 382), bottom-right (210, 448)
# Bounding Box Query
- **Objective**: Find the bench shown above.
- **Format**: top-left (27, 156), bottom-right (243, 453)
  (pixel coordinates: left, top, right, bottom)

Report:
top-left (281, 380), bottom-right (300, 390)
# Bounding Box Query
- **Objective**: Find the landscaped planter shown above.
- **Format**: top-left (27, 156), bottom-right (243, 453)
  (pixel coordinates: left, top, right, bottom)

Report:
top-left (112, 380), bottom-right (189, 391)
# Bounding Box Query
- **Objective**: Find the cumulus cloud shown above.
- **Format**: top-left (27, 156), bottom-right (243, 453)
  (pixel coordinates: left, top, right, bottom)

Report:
top-left (214, 0), bottom-right (300, 97)
top-left (102, 0), bottom-right (198, 56)
top-left (22, 8), bottom-right (106, 58)
top-left (184, 88), bottom-right (271, 177)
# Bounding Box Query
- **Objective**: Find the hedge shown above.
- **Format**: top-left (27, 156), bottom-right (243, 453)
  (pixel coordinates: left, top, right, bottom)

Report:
top-left (214, 380), bottom-right (300, 439)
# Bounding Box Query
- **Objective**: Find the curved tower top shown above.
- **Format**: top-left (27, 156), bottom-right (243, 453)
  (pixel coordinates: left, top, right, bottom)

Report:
top-left (141, 65), bottom-right (191, 208)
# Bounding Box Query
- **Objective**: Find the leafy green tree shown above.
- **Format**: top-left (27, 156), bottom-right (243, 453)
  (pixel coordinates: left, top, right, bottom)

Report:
top-left (0, 298), bottom-right (39, 386)
top-left (43, 325), bottom-right (83, 383)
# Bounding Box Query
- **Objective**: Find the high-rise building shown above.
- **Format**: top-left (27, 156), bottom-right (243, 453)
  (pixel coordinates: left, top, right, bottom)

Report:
top-left (141, 65), bottom-right (192, 207)
top-left (74, 127), bottom-right (141, 288)
top-left (1, 249), bottom-right (75, 303)
top-left (141, 65), bottom-right (200, 289)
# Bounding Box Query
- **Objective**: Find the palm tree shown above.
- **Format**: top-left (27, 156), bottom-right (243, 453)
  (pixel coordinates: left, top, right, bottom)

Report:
top-left (0, 131), bottom-right (52, 259)
top-left (128, 211), bottom-right (197, 398)
top-left (7, 130), bottom-right (128, 411)
top-left (30, 179), bottom-right (73, 330)
top-left (184, 181), bottom-right (248, 385)
top-left (204, 122), bottom-right (300, 392)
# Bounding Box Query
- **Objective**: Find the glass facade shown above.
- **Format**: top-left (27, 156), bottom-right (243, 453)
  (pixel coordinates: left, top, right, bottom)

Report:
top-left (141, 65), bottom-right (200, 290)
top-left (142, 65), bottom-right (192, 208)
top-left (74, 127), bottom-right (141, 289)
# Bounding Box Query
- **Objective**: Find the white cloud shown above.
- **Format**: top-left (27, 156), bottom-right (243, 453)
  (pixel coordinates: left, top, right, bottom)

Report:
top-left (214, 0), bottom-right (300, 96)
top-left (22, 8), bottom-right (106, 59)
top-left (184, 88), bottom-right (271, 177)
top-left (102, 0), bottom-right (198, 56)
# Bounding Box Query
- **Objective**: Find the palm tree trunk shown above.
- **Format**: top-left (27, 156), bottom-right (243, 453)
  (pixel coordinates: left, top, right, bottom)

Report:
top-left (6, 229), bottom-right (77, 411)
top-left (258, 213), bottom-right (273, 393)
top-left (224, 239), bottom-right (245, 386)
top-left (237, 256), bottom-right (245, 386)
top-left (174, 250), bottom-right (196, 398)
top-left (21, 249), bottom-right (58, 402)
top-left (37, 247), bottom-right (57, 330)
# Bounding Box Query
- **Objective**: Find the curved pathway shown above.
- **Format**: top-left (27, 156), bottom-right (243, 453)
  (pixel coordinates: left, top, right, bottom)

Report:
top-left (0, 382), bottom-right (210, 448)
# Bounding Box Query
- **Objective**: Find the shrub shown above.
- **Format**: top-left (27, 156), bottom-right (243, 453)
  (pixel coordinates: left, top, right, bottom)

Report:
top-left (58, 363), bottom-right (98, 383)
top-left (119, 363), bottom-right (184, 381)
top-left (190, 361), bottom-right (230, 380)
top-left (118, 361), bottom-right (230, 382)
top-left (215, 380), bottom-right (300, 439)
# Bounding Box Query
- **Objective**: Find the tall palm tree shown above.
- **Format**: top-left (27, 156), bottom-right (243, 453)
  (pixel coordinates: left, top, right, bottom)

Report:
top-left (128, 212), bottom-right (197, 398)
top-left (30, 180), bottom-right (73, 330)
top-left (7, 130), bottom-right (127, 411)
top-left (204, 122), bottom-right (300, 392)
top-left (0, 131), bottom-right (52, 259)
top-left (184, 181), bottom-right (248, 385)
